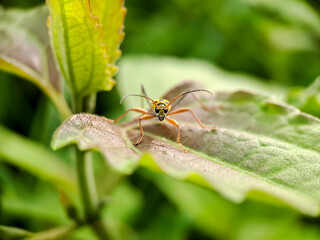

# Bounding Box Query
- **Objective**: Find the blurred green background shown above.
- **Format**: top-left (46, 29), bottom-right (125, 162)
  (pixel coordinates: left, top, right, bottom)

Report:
top-left (0, 0), bottom-right (320, 239)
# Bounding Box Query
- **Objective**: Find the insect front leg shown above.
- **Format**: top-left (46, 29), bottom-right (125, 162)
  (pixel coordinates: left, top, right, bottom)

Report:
top-left (134, 114), bottom-right (156, 146)
top-left (165, 116), bottom-right (189, 152)
top-left (114, 108), bottom-right (151, 123)
top-left (167, 108), bottom-right (217, 130)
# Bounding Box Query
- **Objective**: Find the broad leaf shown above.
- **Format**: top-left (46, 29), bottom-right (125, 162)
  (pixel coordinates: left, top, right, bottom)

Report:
top-left (90, 0), bottom-right (126, 75)
top-left (0, 126), bottom-right (75, 191)
top-left (52, 81), bottom-right (320, 216)
top-left (47, 0), bottom-right (114, 98)
top-left (0, 5), bottom-right (71, 119)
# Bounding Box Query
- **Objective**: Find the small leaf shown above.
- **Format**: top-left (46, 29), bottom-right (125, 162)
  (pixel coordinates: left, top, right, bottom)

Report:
top-left (52, 81), bottom-right (320, 216)
top-left (0, 126), bottom-right (75, 191)
top-left (90, 0), bottom-right (126, 74)
top-left (47, 0), bottom-right (114, 98)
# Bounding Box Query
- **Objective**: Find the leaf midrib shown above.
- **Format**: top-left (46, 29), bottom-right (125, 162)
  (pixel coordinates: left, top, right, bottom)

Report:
top-left (59, 0), bottom-right (76, 95)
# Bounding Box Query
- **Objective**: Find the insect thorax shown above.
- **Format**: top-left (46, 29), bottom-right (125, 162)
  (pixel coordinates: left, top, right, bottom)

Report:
top-left (152, 99), bottom-right (170, 110)
top-left (152, 99), bottom-right (171, 121)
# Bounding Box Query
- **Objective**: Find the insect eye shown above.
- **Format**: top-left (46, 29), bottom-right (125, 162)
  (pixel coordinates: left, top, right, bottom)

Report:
top-left (164, 109), bottom-right (168, 114)
top-left (155, 108), bottom-right (160, 113)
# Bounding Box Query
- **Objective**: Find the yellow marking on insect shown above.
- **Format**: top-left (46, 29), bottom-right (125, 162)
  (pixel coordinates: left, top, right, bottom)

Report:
top-left (151, 99), bottom-right (171, 121)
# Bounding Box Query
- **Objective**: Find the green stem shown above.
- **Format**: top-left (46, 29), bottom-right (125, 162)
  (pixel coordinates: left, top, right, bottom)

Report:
top-left (74, 146), bottom-right (110, 240)
top-left (75, 149), bottom-right (98, 222)
top-left (72, 94), bottom-right (83, 113)
top-left (84, 93), bottom-right (97, 113)
top-left (73, 92), bottom-right (109, 239)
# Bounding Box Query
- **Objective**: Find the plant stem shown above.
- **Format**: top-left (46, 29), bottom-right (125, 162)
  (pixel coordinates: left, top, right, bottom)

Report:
top-left (74, 141), bottom-right (110, 240)
top-left (72, 94), bottom-right (83, 113)
top-left (73, 92), bottom-right (109, 239)
top-left (84, 93), bottom-right (97, 113)
top-left (75, 149), bottom-right (98, 222)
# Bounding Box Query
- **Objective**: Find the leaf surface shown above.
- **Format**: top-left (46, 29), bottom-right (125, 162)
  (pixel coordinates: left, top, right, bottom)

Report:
top-left (47, 0), bottom-right (114, 98)
top-left (52, 81), bottom-right (320, 216)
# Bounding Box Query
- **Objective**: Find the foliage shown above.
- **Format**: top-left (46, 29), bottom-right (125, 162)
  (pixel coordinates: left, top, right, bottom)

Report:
top-left (0, 0), bottom-right (320, 240)
top-left (52, 81), bottom-right (320, 216)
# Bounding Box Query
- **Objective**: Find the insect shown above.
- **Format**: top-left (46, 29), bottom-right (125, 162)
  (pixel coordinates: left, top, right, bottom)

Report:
top-left (113, 87), bottom-right (217, 152)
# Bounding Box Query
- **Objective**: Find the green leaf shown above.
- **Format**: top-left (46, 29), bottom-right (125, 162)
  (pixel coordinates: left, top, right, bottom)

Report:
top-left (0, 224), bottom-right (77, 240)
top-left (287, 77), bottom-right (320, 118)
top-left (144, 171), bottom-right (320, 240)
top-left (0, 225), bottom-right (32, 240)
top-left (0, 125), bottom-right (76, 191)
top-left (0, 5), bottom-right (71, 120)
top-left (27, 225), bottom-right (76, 240)
top-left (244, 0), bottom-right (320, 36)
top-left (52, 81), bottom-right (320, 216)
top-left (1, 165), bottom-right (71, 225)
top-left (90, 0), bottom-right (126, 74)
top-left (46, 0), bottom-right (114, 98)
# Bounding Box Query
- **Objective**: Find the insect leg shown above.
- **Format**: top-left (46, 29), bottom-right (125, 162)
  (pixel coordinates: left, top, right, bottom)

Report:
top-left (167, 108), bottom-right (217, 130)
top-left (165, 117), bottom-right (189, 152)
top-left (134, 114), bottom-right (156, 146)
top-left (114, 108), bottom-right (153, 123)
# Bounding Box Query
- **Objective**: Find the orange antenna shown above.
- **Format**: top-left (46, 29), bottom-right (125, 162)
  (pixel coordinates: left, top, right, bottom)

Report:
top-left (120, 94), bottom-right (156, 105)
top-left (164, 89), bottom-right (213, 109)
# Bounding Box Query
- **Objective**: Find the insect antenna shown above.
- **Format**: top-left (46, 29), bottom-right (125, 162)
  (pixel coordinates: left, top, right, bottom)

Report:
top-left (165, 89), bottom-right (213, 109)
top-left (120, 94), bottom-right (156, 105)
top-left (170, 94), bottom-right (187, 111)
top-left (141, 84), bottom-right (152, 109)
